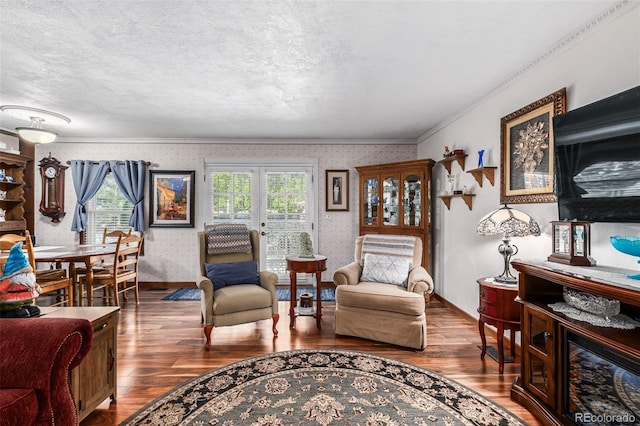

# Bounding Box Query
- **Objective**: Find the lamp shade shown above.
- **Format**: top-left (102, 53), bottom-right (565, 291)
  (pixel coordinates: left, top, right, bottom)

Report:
top-left (16, 127), bottom-right (58, 144)
top-left (477, 205), bottom-right (541, 238)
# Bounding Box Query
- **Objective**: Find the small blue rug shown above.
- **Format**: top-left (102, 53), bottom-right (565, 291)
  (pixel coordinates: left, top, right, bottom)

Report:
top-left (162, 287), bottom-right (335, 301)
top-left (162, 288), bottom-right (200, 301)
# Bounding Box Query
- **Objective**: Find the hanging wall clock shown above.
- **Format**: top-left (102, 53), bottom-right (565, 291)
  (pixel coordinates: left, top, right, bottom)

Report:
top-left (39, 154), bottom-right (68, 223)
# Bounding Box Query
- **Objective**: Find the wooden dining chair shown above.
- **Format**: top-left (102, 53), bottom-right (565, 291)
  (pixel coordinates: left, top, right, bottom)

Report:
top-left (0, 231), bottom-right (74, 307)
top-left (81, 232), bottom-right (144, 306)
top-left (72, 227), bottom-right (133, 303)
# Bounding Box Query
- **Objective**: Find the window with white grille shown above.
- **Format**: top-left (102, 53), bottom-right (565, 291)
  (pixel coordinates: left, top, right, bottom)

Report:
top-left (83, 174), bottom-right (133, 243)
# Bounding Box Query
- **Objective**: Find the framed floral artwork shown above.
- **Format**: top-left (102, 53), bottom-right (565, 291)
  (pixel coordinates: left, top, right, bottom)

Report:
top-left (500, 88), bottom-right (566, 204)
top-left (149, 170), bottom-right (195, 227)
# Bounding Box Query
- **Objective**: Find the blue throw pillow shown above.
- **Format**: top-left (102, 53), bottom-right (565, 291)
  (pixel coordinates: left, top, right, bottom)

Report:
top-left (205, 261), bottom-right (260, 291)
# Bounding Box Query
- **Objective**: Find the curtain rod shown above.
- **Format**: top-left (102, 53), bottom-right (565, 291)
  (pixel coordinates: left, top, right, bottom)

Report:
top-left (66, 160), bottom-right (152, 166)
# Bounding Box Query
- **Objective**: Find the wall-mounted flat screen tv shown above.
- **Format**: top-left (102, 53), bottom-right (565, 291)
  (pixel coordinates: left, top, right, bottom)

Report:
top-left (554, 85), bottom-right (640, 223)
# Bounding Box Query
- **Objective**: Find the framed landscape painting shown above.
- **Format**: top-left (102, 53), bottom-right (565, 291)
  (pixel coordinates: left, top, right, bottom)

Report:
top-left (500, 88), bottom-right (566, 204)
top-left (149, 170), bottom-right (195, 228)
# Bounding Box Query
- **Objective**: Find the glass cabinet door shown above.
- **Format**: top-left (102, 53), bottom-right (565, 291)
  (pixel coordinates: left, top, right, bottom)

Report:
top-left (382, 176), bottom-right (399, 226)
top-left (403, 174), bottom-right (422, 227)
top-left (362, 177), bottom-right (379, 226)
top-left (523, 306), bottom-right (556, 408)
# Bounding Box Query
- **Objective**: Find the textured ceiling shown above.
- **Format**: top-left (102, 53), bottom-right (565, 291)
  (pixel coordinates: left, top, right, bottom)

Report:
top-left (0, 0), bottom-right (631, 142)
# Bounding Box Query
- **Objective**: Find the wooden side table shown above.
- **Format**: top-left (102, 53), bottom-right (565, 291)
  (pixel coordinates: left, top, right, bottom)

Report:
top-left (286, 255), bottom-right (327, 329)
top-left (477, 278), bottom-right (520, 374)
top-left (40, 306), bottom-right (119, 421)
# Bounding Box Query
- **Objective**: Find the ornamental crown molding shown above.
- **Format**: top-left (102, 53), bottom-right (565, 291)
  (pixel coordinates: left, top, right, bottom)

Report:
top-left (417, 0), bottom-right (636, 144)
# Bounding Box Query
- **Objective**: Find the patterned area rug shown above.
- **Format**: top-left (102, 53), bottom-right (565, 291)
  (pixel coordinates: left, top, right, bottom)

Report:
top-left (122, 349), bottom-right (525, 425)
top-left (162, 287), bottom-right (335, 302)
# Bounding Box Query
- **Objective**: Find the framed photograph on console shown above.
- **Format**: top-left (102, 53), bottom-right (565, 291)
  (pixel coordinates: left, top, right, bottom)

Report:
top-left (326, 170), bottom-right (349, 211)
top-left (149, 170), bottom-right (195, 228)
top-left (500, 88), bottom-right (566, 204)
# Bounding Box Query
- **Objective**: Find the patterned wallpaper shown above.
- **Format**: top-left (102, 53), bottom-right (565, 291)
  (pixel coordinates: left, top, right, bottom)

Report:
top-left (34, 142), bottom-right (417, 283)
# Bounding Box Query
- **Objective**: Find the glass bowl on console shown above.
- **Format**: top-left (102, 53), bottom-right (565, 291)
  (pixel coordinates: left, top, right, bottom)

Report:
top-left (610, 236), bottom-right (640, 280)
top-left (562, 287), bottom-right (620, 319)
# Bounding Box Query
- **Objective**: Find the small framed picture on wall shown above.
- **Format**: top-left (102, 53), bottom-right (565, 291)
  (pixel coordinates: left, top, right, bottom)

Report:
top-left (326, 169), bottom-right (349, 211)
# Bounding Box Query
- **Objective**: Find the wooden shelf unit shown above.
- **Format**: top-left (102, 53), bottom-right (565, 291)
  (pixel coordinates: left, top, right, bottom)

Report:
top-left (436, 152), bottom-right (480, 211)
top-left (0, 152), bottom-right (29, 234)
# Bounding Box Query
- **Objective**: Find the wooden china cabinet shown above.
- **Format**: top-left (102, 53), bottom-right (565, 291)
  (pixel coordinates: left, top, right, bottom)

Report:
top-left (0, 151), bottom-right (29, 235)
top-left (355, 159), bottom-right (435, 276)
top-left (0, 132), bottom-right (36, 237)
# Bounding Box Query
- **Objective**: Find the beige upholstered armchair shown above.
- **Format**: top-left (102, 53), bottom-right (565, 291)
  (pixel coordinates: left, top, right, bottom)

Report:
top-left (333, 235), bottom-right (434, 350)
top-left (197, 227), bottom-right (279, 350)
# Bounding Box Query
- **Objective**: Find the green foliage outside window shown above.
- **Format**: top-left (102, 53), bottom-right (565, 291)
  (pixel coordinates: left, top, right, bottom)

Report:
top-left (85, 175), bottom-right (133, 244)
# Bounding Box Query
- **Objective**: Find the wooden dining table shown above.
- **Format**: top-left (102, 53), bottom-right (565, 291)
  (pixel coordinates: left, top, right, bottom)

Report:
top-left (33, 244), bottom-right (118, 306)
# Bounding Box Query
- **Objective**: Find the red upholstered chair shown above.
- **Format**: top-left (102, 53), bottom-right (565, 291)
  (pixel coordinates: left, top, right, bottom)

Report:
top-left (0, 318), bottom-right (92, 426)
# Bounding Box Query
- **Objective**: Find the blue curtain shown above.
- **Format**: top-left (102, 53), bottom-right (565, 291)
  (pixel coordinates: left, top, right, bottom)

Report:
top-left (109, 160), bottom-right (147, 231)
top-left (70, 160), bottom-right (110, 231)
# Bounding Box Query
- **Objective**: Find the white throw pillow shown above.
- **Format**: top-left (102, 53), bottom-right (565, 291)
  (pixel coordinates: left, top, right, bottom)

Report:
top-left (360, 253), bottom-right (411, 286)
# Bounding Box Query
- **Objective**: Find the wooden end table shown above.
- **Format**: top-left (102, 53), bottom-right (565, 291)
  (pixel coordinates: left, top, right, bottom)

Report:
top-left (39, 306), bottom-right (119, 422)
top-left (477, 278), bottom-right (520, 374)
top-left (286, 255), bottom-right (327, 329)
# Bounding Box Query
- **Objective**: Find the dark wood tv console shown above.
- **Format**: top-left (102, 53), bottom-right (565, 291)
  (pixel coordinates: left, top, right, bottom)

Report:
top-left (510, 259), bottom-right (640, 426)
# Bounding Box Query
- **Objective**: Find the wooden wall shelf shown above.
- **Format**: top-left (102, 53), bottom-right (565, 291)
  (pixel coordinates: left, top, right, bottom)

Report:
top-left (437, 154), bottom-right (467, 174)
top-left (467, 166), bottom-right (497, 187)
top-left (438, 193), bottom-right (475, 210)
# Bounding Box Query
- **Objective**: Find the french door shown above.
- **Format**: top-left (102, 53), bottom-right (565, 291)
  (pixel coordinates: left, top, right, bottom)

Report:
top-left (202, 159), bottom-right (317, 282)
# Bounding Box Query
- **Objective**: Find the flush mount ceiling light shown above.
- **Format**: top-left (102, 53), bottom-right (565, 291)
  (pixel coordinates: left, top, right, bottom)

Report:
top-left (0, 105), bottom-right (71, 144)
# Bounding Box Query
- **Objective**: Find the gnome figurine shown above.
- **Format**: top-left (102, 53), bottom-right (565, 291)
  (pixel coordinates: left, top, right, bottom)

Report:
top-left (0, 242), bottom-right (41, 318)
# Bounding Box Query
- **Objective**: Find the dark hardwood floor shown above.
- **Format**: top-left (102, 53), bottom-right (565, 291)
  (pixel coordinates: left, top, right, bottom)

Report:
top-left (79, 287), bottom-right (540, 425)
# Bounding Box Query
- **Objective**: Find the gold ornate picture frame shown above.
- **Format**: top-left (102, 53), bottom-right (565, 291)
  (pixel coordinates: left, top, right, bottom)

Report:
top-left (500, 88), bottom-right (566, 204)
